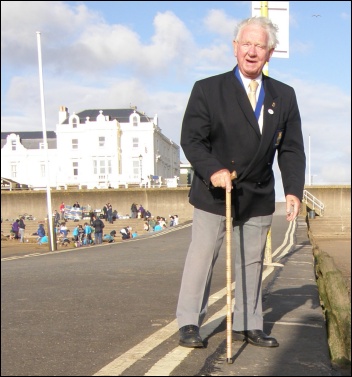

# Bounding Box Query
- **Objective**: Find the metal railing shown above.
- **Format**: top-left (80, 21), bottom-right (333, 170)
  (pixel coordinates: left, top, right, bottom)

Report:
top-left (302, 189), bottom-right (325, 216)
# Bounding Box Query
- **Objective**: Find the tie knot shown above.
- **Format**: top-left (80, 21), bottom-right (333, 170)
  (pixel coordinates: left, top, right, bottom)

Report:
top-left (249, 80), bottom-right (259, 93)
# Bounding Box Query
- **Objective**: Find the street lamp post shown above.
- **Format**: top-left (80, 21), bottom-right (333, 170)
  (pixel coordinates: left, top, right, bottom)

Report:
top-left (139, 154), bottom-right (143, 186)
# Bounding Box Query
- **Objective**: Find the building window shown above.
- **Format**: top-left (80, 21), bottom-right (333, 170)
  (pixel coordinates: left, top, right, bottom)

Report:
top-left (93, 159), bottom-right (111, 175)
top-left (72, 139), bottom-right (78, 149)
top-left (11, 164), bottom-right (17, 178)
top-left (133, 159), bottom-right (139, 179)
top-left (99, 136), bottom-right (105, 147)
top-left (40, 163), bottom-right (45, 178)
top-left (133, 137), bottom-right (139, 148)
top-left (72, 118), bottom-right (77, 128)
top-left (73, 161), bottom-right (78, 176)
top-left (133, 116), bottom-right (138, 127)
top-left (100, 160), bottom-right (105, 174)
top-left (11, 140), bottom-right (16, 151)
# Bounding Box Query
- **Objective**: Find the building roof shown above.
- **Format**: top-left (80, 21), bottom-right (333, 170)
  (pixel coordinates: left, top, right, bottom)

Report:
top-left (1, 131), bottom-right (57, 149)
top-left (1, 177), bottom-right (30, 190)
top-left (61, 108), bottom-right (153, 124)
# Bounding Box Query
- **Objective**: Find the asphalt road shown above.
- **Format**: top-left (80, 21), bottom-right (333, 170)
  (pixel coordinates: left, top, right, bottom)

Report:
top-left (1, 215), bottom-right (294, 376)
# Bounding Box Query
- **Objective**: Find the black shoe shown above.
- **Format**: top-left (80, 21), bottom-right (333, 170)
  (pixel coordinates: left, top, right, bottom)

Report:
top-left (179, 325), bottom-right (204, 348)
top-left (233, 330), bottom-right (279, 347)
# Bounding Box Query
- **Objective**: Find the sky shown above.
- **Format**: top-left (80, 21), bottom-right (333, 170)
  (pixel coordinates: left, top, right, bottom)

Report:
top-left (1, 1), bottom-right (351, 201)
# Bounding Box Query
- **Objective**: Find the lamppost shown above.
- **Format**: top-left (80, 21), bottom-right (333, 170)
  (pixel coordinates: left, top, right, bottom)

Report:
top-left (139, 154), bottom-right (143, 185)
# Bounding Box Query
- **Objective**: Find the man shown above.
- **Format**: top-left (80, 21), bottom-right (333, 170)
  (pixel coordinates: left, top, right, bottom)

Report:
top-left (176, 17), bottom-right (305, 349)
top-left (92, 215), bottom-right (105, 244)
top-left (18, 216), bottom-right (26, 243)
top-left (59, 202), bottom-right (65, 220)
top-left (53, 210), bottom-right (60, 227)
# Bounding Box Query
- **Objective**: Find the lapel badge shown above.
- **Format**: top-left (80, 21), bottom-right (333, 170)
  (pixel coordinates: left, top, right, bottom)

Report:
top-left (268, 109), bottom-right (274, 114)
top-left (272, 102), bottom-right (276, 107)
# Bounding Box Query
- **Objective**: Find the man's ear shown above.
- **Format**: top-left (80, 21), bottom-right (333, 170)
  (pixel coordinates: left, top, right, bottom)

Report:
top-left (233, 40), bottom-right (238, 57)
top-left (267, 48), bottom-right (275, 62)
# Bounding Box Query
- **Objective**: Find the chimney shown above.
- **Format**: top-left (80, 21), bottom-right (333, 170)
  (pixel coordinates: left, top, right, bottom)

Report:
top-left (59, 106), bottom-right (69, 124)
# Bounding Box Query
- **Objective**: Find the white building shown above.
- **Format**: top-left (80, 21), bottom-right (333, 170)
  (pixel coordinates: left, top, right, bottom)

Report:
top-left (1, 106), bottom-right (180, 189)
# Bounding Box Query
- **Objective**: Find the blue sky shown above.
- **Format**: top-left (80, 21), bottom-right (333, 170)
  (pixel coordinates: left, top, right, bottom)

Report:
top-left (1, 1), bottom-right (351, 200)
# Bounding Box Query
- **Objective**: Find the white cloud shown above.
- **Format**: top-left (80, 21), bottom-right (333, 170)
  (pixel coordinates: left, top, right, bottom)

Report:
top-left (1, 0), bottom-right (351, 193)
top-left (340, 12), bottom-right (351, 20)
top-left (291, 79), bottom-right (351, 185)
top-left (203, 9), bottom-right (239, 38)
top-left (1, 2), bottom-right (100, 67)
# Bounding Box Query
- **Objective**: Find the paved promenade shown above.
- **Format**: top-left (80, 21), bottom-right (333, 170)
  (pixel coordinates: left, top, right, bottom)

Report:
top-left (1, 215), bottom-right (350, 376)
top-left (203, 216), bottom-right (351, 376)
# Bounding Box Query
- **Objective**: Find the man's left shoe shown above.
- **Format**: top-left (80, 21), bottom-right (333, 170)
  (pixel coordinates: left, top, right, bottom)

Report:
top-left (233, 330), bottom-right (279, 347)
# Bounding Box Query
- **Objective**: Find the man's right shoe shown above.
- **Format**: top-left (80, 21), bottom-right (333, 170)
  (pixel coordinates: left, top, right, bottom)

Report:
top-left (179, 325), bottom-right (204, 348)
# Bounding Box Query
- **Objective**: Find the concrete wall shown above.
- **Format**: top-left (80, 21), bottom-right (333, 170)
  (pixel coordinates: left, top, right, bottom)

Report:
top-left (303, 185), bottom-right (351, 217)
top-left (1, 188), bottom-right (194, 222)
top-left (1, 185), bottom-right (350, 222)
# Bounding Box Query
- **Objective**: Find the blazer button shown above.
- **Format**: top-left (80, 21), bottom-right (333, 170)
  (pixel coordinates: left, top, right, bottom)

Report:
top-left (231, 160), bottom-right (235, 164)
top-left (267, 162), bottom-right (271, 165)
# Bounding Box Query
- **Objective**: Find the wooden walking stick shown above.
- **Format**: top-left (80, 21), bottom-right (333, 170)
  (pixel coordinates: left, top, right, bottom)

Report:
top-left (226, 171), bottom-right (237, 364)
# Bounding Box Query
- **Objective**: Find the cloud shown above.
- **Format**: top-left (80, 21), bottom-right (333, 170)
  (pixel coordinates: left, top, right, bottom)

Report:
top-left (340, 12), bottom-right (351, 20)
top-left (203, 9), bottom-right (239, 38)
top-left (289, 79), bottom-right (351, 185)
top-left (1, 1), bottom-right (100, 67)
top-left (1, 0), bottom-right (350, 194)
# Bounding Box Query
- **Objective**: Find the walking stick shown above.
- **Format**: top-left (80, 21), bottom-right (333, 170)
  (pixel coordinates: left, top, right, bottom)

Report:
top-left (226, 171), bottom-right (237, 364)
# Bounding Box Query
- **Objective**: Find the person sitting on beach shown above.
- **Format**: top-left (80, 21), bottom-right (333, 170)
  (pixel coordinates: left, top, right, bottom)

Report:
top-left (36, 224), bottom-right (46, 244)
top-left (120, 226), bottom-right (132, 240)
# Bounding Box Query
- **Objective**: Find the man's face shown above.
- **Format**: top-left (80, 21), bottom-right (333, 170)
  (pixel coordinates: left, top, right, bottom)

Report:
top-left (233, 24), bottom-right (274, 79)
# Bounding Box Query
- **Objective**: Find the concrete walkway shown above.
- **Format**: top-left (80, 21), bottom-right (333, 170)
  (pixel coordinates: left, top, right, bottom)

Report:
top-left (1, 215), bottom-right (350, 376)
top-left (204, 216), bottom-right (351, 376)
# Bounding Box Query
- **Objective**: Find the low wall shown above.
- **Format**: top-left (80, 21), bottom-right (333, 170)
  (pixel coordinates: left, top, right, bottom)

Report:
top-left (1, 187), bottom-right (194, 222)
top-left (304, 185), bottom-right (351, 217)
top-left (1, 185), bottom-right (350, 223)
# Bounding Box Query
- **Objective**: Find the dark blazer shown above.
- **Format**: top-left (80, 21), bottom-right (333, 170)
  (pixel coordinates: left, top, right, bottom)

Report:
top-left (181, 66), bottom-right (306, 220)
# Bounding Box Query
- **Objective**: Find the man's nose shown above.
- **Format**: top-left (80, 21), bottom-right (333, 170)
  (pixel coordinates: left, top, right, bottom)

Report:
top-left (247, 45), bottom-right (257, 56)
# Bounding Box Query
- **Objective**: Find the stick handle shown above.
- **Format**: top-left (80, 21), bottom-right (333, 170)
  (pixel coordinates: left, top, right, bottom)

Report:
top-left (230, 171), bottom-right (237, 181)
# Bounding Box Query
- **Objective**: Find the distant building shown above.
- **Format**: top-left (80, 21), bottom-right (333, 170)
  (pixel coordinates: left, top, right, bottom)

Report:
top-left (1, 131), bottom-right (57, 189)
top-left (1, 106), bottom-right (180, 189)
top-left (179, 162), bottom-right (194, 187)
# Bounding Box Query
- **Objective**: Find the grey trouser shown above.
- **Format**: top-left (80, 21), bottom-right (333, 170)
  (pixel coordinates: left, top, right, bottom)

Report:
top-left (19, 228), bottom-right (25, 243)
top-left (176, 207), bottom-right (272, 331)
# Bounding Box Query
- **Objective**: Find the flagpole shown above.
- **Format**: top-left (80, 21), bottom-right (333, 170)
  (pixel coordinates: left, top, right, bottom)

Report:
top-left (308, 134), bottom-right (311, 185)
top-left (36, 31), bottom-right (55, 251)
top-left (260, 1), bottom-right (269, 76)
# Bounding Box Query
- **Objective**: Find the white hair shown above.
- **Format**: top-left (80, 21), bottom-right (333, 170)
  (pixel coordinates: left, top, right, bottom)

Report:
top-left (234, 16), bottom-right (279, 50)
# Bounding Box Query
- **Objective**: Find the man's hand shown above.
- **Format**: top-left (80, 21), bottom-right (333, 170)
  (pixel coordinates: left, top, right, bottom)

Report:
top-left (285, 194), bottom-right (301, 221)
top-left (210, 169), bottom-right (234, 193)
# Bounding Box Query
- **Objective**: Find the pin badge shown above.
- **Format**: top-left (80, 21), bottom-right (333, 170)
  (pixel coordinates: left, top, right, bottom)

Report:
top-left (268, 109), bottom-right (274, 114)
top-left (272, 102), bottom-right (276, 107)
